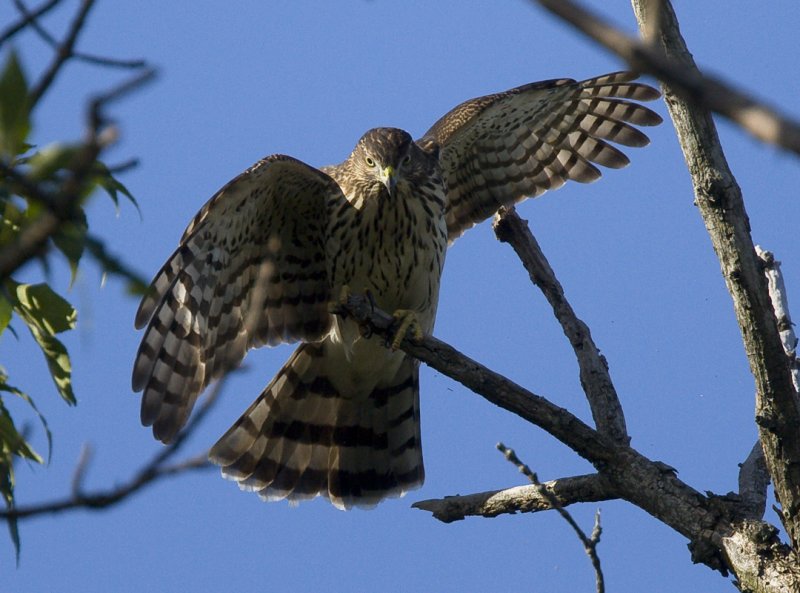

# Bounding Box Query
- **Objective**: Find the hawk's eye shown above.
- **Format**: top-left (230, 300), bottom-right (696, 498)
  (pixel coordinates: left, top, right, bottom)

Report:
top-left (402, 155), bottom-right (411, 166)
top-left (365, 156), bottom-right (376, 167)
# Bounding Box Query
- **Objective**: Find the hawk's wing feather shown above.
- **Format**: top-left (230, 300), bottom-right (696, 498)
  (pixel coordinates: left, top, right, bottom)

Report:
top-left (132, 155), bottom-right (339, 443)
top-left (419, 72), bottom-right (662, 242)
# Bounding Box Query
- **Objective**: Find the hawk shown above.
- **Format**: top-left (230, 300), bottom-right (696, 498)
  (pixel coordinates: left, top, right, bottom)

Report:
top-left (132, 72), bottom-right (661, 509)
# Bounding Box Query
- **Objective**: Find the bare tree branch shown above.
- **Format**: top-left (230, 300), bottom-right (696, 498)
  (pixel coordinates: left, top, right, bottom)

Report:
top-left (493, 207), bottom-right (628, 443)
top-left (87, 67), bottom-right (157, 131)
top-left (338, 295), bottom-right (800, 590)
top-left (106, 158), bottom-right (141, 176)
top-left (10, 0), bottom-right (146, 69)
top-left (0, 0), bottom-right (62, 47)
top-left (527, 0), bottom-right (800, 157)
top-left (413, 473), bottom-right (615, 522)
top-left (497, 443), bottom-right (605, 593)
top-left (0, 375), bottom-right (227, 521)
top-left (28, 0), bottom-right (96, 108)
top-left (628, 0), bottom-right (800, 551)
top-left (336, 294), bottom-right (613, 462)
top-left (732, 248), bottom-right (800, 522)
top-left (1, 454), bottom-right (211, 519)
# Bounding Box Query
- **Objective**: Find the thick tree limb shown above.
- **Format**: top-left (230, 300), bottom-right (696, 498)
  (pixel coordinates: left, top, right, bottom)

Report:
top-left (493, 207), bottom-right (628, 443)
top-left (337, 295), bottom-right (614, 462)
top-left (340, 295), bottom-right (704, 539)
top-left (413, 473), bottom-right (614, 522)
top-left (339, 295), bottom-right (800, 591)
top-left (630, 0), bottom-right (800, 552)
top-left (340, 295), bottom-right (708, 542)
top-left (528, 0), bottom-right (800, 157)
top-left (733, 248), bottom-right (800, 523)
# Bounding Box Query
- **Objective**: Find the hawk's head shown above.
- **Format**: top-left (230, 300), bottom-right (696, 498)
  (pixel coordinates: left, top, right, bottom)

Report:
top-left (350, 127), bottom-right (433, 199)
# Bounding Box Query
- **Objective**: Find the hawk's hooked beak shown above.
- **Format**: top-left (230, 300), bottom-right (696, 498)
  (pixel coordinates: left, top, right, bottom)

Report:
top-left (380, 166), bottom-right (398, 197)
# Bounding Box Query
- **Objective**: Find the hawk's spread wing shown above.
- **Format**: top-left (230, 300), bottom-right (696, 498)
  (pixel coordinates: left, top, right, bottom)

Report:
top-left (133, 155), bottom-right (339, 442)
top-left (418, 72), bottom-right (662, 242)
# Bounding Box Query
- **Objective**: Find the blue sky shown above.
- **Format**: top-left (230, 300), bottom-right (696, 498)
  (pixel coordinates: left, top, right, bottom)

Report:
top-left (3, 1), bottom-right (800, 591)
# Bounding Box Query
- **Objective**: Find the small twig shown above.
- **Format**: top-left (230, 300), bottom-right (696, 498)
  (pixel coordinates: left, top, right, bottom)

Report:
top-left (87, 67), bottom-right (157, 135)
top-left (70, 443), bottom-right (92, 498)
top-left (1, 455), bottom-right (212, 518)
top-left (529, 0), bottom-right (800, 156)
top-left (106, 158), bottom-right (141, 176)
top-left (0, 0), bottom-right (62, 47)
top-left (497, 443), bottom-right (604, 593)
top-left (0, 376), bottom-right (227, 521)
top-left (11, 0), bottom-right (145, 69)
top-left (28, 0), bottom-right (97, 108)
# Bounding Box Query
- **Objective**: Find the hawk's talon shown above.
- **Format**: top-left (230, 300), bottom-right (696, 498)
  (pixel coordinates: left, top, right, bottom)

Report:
top-left (390, 309), bottom-right (424, 351)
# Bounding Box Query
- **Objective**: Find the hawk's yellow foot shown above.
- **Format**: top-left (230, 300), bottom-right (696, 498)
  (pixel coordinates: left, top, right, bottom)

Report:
top-left (390, 309), bottom-right (424, 350)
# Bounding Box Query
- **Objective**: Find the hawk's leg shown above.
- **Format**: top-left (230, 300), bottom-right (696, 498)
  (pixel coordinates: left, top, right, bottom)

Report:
top-left (389, 309), bottom-right (424, 350)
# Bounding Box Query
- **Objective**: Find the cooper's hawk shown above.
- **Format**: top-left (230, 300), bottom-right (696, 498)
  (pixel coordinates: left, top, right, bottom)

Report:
top-left (132, 72), bottom-right (661, 509)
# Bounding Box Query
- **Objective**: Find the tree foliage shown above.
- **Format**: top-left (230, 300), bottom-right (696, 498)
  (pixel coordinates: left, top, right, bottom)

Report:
top-left (0, 3), bottom-right (150, 560)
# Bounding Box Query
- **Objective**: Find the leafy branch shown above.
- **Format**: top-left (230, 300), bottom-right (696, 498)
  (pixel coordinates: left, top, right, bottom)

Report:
top-left (0, 0), bottom-right (153, 561)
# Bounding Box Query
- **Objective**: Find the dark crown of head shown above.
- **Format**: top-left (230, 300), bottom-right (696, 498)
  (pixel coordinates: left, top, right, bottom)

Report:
top-left (359, 128), bottom-right (413, 160)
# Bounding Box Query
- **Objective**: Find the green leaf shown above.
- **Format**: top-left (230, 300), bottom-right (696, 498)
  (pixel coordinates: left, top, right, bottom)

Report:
top-left (0, 51), bottom-right (31, 158)
top-left (0, 368), bottom-right (52, 563)
top-left (24, 142), bottom-right (81, 182)
top-left (0, 368), bottom-right (52, 462)
top-left (29, 325), bottom-right (74, 404)
top-left (0, 294), bottom-right (11, 334)
top-left (93, 162), bottom-right (140, 215)
top-left (0, 402), bottom-right (43, 464)
top-left (6, 281), bottom-right (77, 404)
top-left (52, 211), bottom-right (88, 285)
top-left (0, 397), bottom-right (44, 566)
top-left (8, 280), bottom-right (76, 334)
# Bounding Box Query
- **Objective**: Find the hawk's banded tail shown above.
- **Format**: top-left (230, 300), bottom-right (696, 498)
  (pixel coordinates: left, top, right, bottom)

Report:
top-left (208, 342), bottom-right (424, 509)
